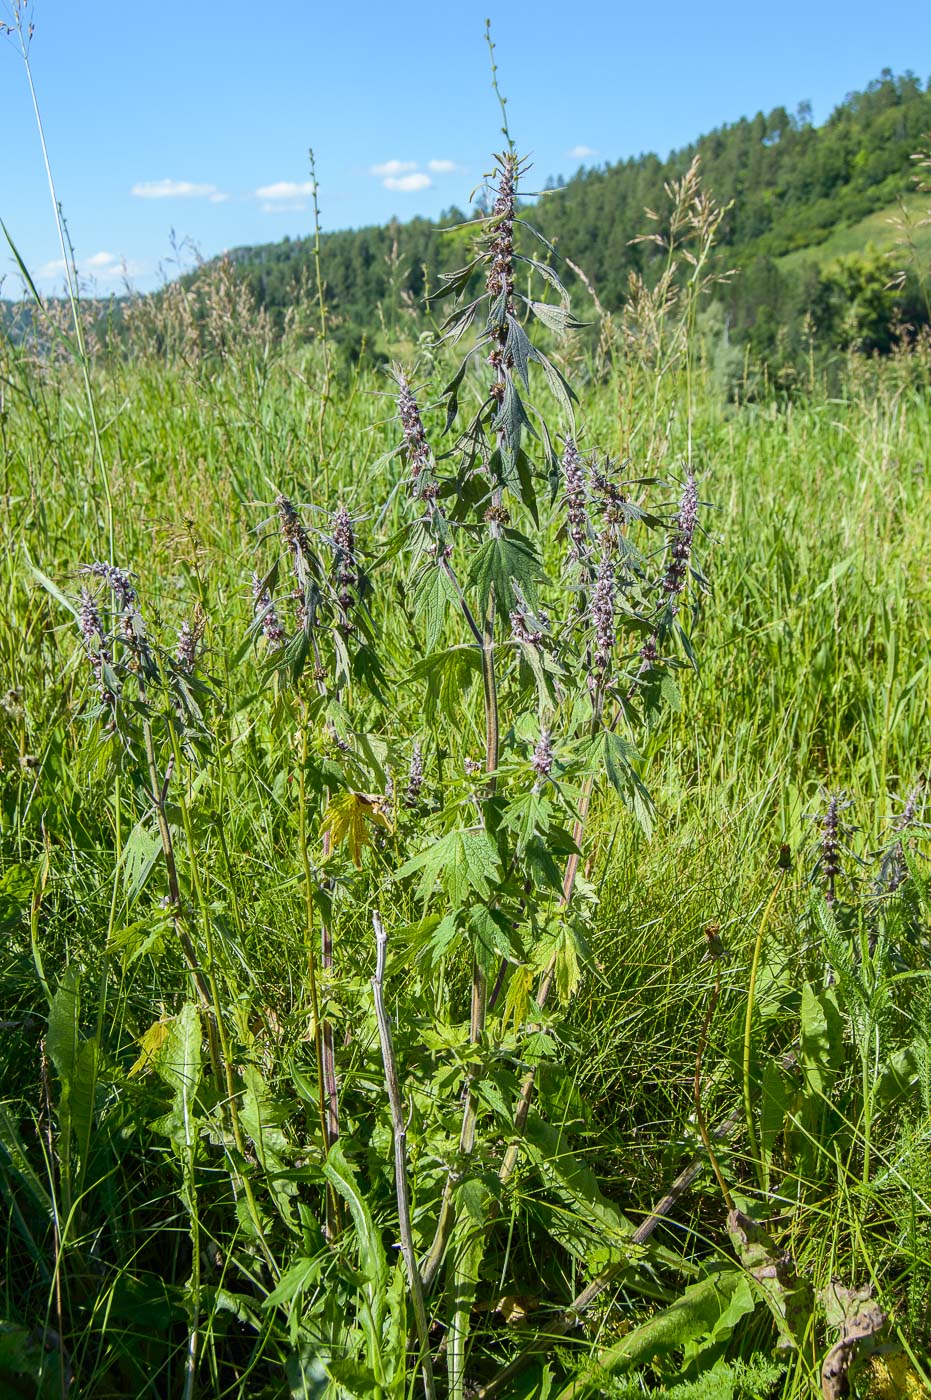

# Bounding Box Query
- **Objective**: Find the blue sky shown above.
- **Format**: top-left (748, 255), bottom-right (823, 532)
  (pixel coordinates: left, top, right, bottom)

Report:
top-left (2, 0), bottom-right (930, 294)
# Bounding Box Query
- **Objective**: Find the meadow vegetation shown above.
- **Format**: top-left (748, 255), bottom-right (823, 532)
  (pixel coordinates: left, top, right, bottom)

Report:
top-left (2, 28), bottom-right (931, 1400)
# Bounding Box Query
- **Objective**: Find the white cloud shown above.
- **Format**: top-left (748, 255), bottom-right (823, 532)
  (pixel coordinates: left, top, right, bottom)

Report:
top-left (255, 180), bottom-right (315, 201)
top-left (132, 179), bottom-right (228, 203)
top-left (383, 172), bottom-right (432, 193)
top-left (568, 144), bottom-right (597, 160)
top-left (370, 159), bottom-right (417, 178)
top-left (428, 159), bottom-right (456, 174)
top-left (33, 251), bottom-right (143, 284)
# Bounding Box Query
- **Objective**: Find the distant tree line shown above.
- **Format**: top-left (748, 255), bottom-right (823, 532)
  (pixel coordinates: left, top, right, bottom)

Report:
top-left (5, 70), bottom-right (930, 375)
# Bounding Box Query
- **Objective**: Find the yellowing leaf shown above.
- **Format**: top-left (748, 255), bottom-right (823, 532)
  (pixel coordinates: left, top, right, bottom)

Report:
top-left (501, 964), bottom-right (535, 1035)
top-left (129, 1017), bottom-right (172, 1077)
top-left (320, 791), bottom-right (391, 868)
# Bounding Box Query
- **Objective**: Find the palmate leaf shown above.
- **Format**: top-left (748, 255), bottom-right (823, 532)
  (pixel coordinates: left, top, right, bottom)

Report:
top-left (504, 315), bottom-right (534, 389)
top-left (395, 826), bottom-right (501, 906)
top-left (589, 731), bottom-right (655, 838)
top-left (467, 529), bottom-right (546, 618)
top-left (320, 791), bottom-right (391, 869)
top-left (468, 903), bottom-right (520, 973)
top-left (409, 645), bottom-right (481, 725)
top-left (412, 562), bottom-right (458, 652)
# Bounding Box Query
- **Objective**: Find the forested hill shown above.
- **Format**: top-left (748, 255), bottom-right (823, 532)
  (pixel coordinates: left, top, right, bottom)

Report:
top-left (221, 69), bottom-right (931, 362)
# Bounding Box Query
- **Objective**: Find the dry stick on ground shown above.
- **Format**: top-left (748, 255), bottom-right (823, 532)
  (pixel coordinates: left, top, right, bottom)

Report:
top-left (371, 913), bottom-right (437, 1400)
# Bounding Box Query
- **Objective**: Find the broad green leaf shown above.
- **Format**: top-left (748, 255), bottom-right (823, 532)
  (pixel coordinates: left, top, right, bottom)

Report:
top-left (265, 1256), bottom-right (324, 1309)
top-left (69, 1038), bottom-right (99, 1166)
top-left (286, 1349), bottom-right (331, 1400)
top-left (322, 1140), bottom-right (387, 1295)
top-left (759, 1059), bottom-right (791, 1192)
top-left (553, 1270), bottom-right (753, 1399)
top-left (47, 964), bottom-right (81, 1091)
top-left (592, 731), bottom-right (654, 838)
top-left (800, 981), bottom-right (843, 1098)
top-left (413, 562), bottom-right (457, 652)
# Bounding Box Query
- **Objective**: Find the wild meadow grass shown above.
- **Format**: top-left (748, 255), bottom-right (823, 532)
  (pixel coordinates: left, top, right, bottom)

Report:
top-left (2, 99), bottom-right (931, 1400)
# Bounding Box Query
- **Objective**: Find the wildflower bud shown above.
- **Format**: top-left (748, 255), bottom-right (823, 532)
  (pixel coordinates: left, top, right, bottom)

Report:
top-left (405, 742), bottom-right (424, 807)
top-left (896, 781), bottom-right (923, 831)
top-left (276, 494), bottom-right (310, 562)
top-left (531, 729), bottom-right (553, 784)
top-left (331, 505), bottom-right (358, 627)
top-left (486, 153), bottom-right (517, 308)
top-left (510, 609), bottom-right (544, 644)
top-left (176, 620), bottom-right (197, 671)
top-left (83, 562), bottom-right (137, 612)
top-left (816, 792), bottom-right (849, 904)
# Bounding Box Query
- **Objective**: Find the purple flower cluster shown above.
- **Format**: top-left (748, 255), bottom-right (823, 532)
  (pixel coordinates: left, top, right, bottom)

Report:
top-left (591, 554), bottom-right (616, 681)
top-left (562, 439), bottom-right (589, 566)
top-left (176, 620), bottom-right (197, 671)
top-left (396, 372), bottom-right (433, 484)
top-left (79, 586), bottom-right (114, 705)
top-left (661, 473), bottom-right (698, 600)
top-left (531, 729), bottom-right (553, 784)
top-left (331, 505), bottom-right (358, 628)
top-left (405, 741), bottom-right (424, 807)
top-left (486, 154), bottom-right (517, 305)
top-left (251, 573), bottom-right (286, 652)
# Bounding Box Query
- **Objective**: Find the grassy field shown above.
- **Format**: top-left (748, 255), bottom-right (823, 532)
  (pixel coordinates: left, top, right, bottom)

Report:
top-left (2, 191), bottom-right (931, 1400)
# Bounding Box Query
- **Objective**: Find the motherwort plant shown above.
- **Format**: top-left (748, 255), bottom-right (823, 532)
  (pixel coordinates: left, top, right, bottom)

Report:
top-left (238, 126), bottom-right (713, 1391)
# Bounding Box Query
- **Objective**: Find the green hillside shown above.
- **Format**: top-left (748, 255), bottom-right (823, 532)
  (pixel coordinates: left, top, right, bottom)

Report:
top-left (778, 191), bottom-right (931, 268)
top-left (207, 69), bottom-right (931, 371)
